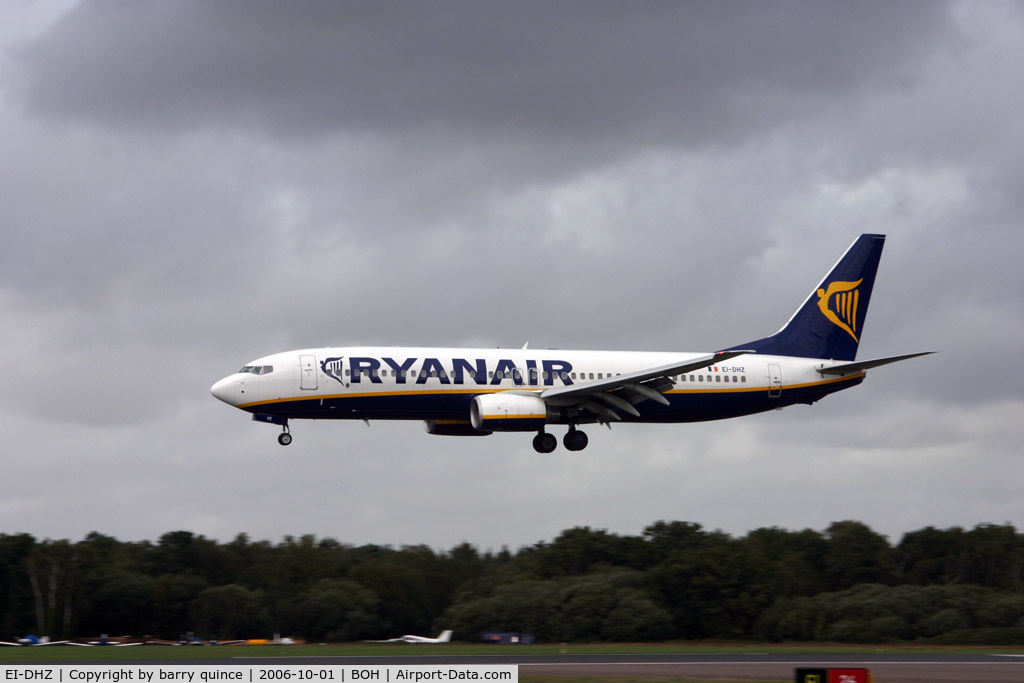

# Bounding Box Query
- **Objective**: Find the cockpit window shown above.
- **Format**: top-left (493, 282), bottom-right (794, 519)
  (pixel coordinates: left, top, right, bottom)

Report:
top-left (238, 365), bottom-right (274, 375)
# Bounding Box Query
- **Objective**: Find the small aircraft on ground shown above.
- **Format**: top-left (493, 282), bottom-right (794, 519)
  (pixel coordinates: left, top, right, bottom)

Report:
top-left (0, 635), bottom-right (69, 647)
top-left (365, 630), bottom-right (453, 644)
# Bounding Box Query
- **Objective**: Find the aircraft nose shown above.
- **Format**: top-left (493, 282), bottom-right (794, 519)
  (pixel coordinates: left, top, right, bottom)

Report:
top-left (210, 376), bottom-right (238, 405)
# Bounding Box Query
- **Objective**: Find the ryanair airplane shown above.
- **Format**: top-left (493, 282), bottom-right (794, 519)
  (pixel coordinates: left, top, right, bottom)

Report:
top-left (211, 234), bottom-right (932, 452)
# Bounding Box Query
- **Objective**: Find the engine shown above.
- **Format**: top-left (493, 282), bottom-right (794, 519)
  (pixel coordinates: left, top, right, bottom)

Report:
top-left (470, 393), bottom-right (554, 432)
top-left (423, 420), bottom-right (492, 436)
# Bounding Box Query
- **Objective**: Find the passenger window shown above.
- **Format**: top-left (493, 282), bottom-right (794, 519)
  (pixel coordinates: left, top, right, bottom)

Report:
top-left (741, 376), bottom-right (746, 383)
top-left (698, 375), bottom-right (704, 382)
top-left (715, 375), bottom-right (721, 382)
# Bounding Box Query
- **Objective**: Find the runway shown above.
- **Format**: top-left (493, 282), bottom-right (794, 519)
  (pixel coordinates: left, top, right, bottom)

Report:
top-left (28, 652), bottom-right (1024, 683)
top-left (234, 652), bottom-right (1024, 682)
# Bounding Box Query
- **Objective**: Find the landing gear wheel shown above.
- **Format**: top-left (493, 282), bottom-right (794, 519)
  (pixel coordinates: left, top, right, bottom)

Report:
top-left (564, 429), bottom-right (589, 451)
top-left (533, 432), bottom-right (557, 453)
top-left (278, 431), bottom-right (292, 446)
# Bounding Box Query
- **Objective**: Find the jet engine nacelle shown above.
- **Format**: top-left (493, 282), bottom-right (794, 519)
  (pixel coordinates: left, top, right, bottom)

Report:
top-left (470, 393), bottom-right (552, 432)
top-left (423, 420), bottom-right (492, 436)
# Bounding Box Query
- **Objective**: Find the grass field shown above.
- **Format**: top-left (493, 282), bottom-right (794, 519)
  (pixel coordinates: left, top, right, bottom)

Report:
top-left (0, 644), bottom-right (817, 683)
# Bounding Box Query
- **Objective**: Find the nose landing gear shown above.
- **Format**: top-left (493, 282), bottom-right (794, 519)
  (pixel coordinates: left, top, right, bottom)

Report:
top-left (252, 413), bottom-right (291, 445)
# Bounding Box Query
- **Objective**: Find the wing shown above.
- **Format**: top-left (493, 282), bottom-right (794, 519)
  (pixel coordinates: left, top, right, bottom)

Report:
top-left (540, 351), bottom-right (750, 423)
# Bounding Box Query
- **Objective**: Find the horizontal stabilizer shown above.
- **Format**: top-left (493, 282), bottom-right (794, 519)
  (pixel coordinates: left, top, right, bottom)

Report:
top-left (817, 351), bottom-right (936, 376)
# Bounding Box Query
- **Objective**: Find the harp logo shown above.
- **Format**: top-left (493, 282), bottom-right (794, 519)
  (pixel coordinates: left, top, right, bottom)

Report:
top-left (816, 279), bottom-right (863, 342)
top-left (321, 356), bottom-right (345, 385)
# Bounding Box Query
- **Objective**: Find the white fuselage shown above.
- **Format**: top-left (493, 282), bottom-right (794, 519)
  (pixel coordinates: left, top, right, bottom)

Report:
top-left (210, 346), bottom-right (863, 425)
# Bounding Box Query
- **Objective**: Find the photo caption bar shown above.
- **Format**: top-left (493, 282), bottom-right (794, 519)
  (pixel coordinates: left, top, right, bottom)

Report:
top-left (0, 666), bottom-right (517, 683)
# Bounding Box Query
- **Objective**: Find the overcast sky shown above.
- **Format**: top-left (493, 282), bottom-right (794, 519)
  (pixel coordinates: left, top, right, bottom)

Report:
top-left (1, 1), bottom-right (1021, 552)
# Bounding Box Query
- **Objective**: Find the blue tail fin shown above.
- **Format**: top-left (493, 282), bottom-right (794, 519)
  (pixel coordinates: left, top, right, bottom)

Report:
top-left (725, 234), bottom-right (885, 361)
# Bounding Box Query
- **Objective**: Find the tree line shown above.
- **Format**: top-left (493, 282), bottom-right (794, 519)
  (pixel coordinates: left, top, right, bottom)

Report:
top-left (3, 521), bottom-right (1024, 643)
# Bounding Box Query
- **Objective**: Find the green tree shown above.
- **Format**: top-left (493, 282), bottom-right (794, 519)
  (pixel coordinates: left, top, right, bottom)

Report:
top-left (650, 534), bottom-right (770, 638)
top-left (896, 525), bottom-right (967, 585)
top-left (284, 578), bottom-right (381, 641)
top-left (25, 540), bottom-right (77, 638)
top-left (744, 526), bottom-right (828, 597)
top-left (823, 521), bottom-right (893, 590)
top-left (601, 588), bottom-right (674, 641)
top-left (151, 574), bottom-right (210, 638)
top-left (83, 571), bottom-right (157, 636)
top-left (962, 524), bottom-right (1023, 590)
top-left (191, 584), bottom-right (268, 640)
top-left (0, 534), bottom-right (35, 636)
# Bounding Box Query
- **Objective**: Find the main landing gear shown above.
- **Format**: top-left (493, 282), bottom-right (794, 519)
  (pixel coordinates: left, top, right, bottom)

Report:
top-left (533, 427), bottom-right (589, 453)
top-left (532, 431), bottom-right (557, 453)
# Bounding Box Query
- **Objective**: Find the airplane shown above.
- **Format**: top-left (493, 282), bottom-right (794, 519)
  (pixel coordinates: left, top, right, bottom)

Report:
top-left (0, 635), bottom-right (69, 647)
top-left (145, 637), bottom-right (246, 646)
top-left (211, 234), bottom-right (933, 452)
top-left (365, 630), bottom-right (453, 644)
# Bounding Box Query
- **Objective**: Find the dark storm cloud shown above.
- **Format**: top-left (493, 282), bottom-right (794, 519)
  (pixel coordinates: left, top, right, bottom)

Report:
top-left (1, 1), bottom-right (1022, 549)
top-left (18, 1), bottom-right (954, 145)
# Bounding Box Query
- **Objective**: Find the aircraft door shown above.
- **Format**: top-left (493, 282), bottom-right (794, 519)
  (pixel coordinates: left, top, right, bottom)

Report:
top-left (300, 354), bottom-right (318, 390)
top-left (768, 363), bottom-right (782, 398)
